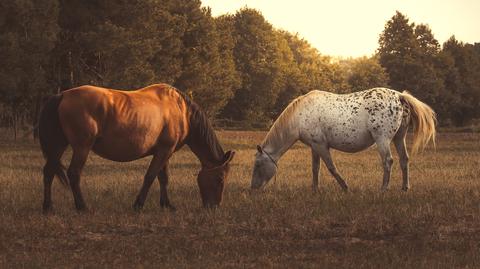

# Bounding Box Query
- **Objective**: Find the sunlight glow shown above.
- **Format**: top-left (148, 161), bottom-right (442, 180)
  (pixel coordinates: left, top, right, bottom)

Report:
top-left (201, 0), bottom-right (480, 57)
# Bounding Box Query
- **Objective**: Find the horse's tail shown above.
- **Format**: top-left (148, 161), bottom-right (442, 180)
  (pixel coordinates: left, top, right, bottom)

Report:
top-left (400, 91), bottom-right (437, 155)
top-left (39, 94), bottom-right (69, 186)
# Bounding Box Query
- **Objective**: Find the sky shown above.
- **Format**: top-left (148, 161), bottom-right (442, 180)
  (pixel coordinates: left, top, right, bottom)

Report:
top-left (201, 0), bottom-right (480, 58)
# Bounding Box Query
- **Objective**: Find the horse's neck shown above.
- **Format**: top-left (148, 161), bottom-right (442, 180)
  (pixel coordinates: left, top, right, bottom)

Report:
top-left (186, 111), bottom-right (224, 168)
top-left (188, 133), bottom-right (224, 168)
top-left (262, 115), bottom-right (300, 162)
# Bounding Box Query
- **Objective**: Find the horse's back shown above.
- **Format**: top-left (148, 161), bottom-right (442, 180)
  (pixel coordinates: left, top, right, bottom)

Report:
top-left (297, 88), bottom-right (405, 152)
top-left (58, 84), bottom-right (189, 161)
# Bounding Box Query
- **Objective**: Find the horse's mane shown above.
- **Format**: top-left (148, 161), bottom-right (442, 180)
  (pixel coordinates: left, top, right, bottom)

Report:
top-left (262, 93), bottom-right (306, 149)
top-left (174, 88), bottom-right (225, 161)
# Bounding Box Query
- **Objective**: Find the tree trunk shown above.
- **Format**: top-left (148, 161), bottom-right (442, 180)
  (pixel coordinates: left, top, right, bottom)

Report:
top-left (69, 50), bottom-right (74, 87)
top-left (32, 94), bottom-right (42, 140)
top-left (12, 109), bottom-right (17, 141)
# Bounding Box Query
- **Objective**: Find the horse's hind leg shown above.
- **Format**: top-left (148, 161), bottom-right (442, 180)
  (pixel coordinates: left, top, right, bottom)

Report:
top-left (316, 146), bottom-right (348, 191)
top-left (68, 147), bottom-right (90, 211)
top-left (394, 127), bottom-right (410, 191)
top-left (158, 162), bottom-right (175, 211)
top-left (42, 146), bottom-right (67, 213)
top-left (133, 149), bottom-right (174, 210)
top-left (375, 137), bottom-right (394, 191)
top-left (42, 165), bottom-right (55, 213)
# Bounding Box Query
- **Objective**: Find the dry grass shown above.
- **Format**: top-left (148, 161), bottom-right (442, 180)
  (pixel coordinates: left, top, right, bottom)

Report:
top-left (0, 131), bottom-right (479, 268)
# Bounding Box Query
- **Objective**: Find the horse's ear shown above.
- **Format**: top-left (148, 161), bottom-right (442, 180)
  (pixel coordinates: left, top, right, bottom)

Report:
top-left (223, 150), bottom-right (235, 164)
top-left (256, 145), bottom-right (262, 153)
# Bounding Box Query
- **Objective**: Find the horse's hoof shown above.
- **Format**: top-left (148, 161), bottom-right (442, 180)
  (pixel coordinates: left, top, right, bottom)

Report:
top-left (166, 205), bottom-right (176, 212)
top-left (133, 203), bottom-right (144, 212)
top-left (75, 206), bottom-right (89, 213)
top-left (161, 202), bottom-right (176, 212)
top-left (401, 187), bottom-right (409, 192)
top-left (42, 202), bottom-right (52, 212)
top-left (42, 207), bottom-right (53, 215)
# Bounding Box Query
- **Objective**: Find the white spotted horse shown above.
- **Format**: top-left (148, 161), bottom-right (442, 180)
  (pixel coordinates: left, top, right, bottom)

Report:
top-left (250, 88), bottom-right (436, 192)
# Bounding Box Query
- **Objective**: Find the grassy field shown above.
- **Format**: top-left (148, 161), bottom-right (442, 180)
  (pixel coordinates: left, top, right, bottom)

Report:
top-left (0, 131), bottom-right (479, 268)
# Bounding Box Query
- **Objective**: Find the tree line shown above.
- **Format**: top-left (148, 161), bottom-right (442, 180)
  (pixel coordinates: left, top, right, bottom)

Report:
top-left (1, 1), bottom-right (479, 138)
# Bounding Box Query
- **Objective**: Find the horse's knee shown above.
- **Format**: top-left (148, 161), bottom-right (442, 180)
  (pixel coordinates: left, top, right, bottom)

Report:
top-left (324, 163), bottom-right (336, 174)
top-left (399, 155), bottom-right (409, 169)
top-left (67, 168), bottom-right (80, 185)
top-left (43, 163), bottom-right (55, 179)
top-left (384, 156), bottom-right (393, 168)
top-left (143, 173), bottom-right (157, 186)
top-left (158, 172), bottom-right (168, 186)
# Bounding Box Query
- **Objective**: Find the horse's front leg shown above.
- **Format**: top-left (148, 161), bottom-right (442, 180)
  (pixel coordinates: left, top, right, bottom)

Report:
top-left (133, 149), bottom-right (174, 210)
top-left (317, 146), bottom-right (349, 191)
top-left (311, 149), bottom-right (321, 192)
top-left (158, 162), bottom-right (176, 211)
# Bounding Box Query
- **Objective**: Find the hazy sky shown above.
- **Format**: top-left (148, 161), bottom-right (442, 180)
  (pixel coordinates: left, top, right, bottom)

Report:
top-left (201, 0), bottom-right (479, 57)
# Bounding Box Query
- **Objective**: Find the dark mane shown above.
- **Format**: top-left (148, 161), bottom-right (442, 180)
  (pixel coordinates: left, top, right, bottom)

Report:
top-left (174, 89), bottom-right (225, 164)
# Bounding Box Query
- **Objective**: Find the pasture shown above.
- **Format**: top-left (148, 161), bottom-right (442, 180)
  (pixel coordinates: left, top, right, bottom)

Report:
top-left (0, 131), bottom-right (479, 268)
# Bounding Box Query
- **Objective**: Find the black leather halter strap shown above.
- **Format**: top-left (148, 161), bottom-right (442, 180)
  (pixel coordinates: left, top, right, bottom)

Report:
top-left (263, 149), bottom-right (278, 168)
top-left (263, 149), bottom-right (279, 186)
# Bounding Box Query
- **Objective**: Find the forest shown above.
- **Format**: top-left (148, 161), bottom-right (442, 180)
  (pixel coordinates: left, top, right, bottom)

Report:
top-left (1, 0), bottom-right (479, 137)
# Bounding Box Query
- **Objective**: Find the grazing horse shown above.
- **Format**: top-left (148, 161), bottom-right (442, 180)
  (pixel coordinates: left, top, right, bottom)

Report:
top-left (251, 88), bottom-right (436, 192)
top-left (39, 83), bottom-right (235, 212)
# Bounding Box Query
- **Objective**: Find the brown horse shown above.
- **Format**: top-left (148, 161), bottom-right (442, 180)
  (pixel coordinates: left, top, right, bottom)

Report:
top-left (39, 83), bottom-right (235, 212)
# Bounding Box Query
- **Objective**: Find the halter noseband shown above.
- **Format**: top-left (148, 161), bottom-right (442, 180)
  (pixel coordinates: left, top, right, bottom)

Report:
top-left (262, 149), bottom-right (278, 168)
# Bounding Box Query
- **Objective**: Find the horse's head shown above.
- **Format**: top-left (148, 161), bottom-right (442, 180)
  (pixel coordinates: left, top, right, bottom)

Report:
top-left (197, 150), bottom-right (235, 208)
top-left (251, 145), bottom-right (278, 189)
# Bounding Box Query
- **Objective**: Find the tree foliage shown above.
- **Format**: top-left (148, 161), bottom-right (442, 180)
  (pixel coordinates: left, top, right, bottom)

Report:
top-left (339, 57), bottom-right (389, 92)
top-left (0, 0), bottom-right (59, 138)
top-left (378, 11), bottom-right (480, 125)
top-left (0, 4), bottom-right (479, 135)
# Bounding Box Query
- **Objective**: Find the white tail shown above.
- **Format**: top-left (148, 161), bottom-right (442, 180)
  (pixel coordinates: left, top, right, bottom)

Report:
top-left (400, 91), bottom-right (437, 154)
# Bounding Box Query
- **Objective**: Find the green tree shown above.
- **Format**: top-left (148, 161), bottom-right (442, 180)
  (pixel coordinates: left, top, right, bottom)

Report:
top-left (271, 32), bottom-right (307, 117)
top-left (434, 48), bottom-right (462, 123)
top-left (378, 12), bottom-right (443, 108)
top-left (441, 37), bottom-right (480, 125)
top-left (378, 11), bottom-right (417, 91)
top-left (172, 1), bottom-right (238, 118)
top-left (281, 31), bottom-right (335, 92)
top-left (55, 0), bottom-right (165, 89)
top-left (0, 0), bottom-right (60, 138)
top-left (411, 24), bottom-right (444, 106)
top-left (223, 8), bottom-right (288, 124)
top-left (340, 56), bottom-right (389, 92)
top-left (53, 0), bottom-right (238, 118)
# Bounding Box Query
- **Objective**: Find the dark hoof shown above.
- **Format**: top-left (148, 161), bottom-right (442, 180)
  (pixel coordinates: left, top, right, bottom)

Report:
top-left (165, 204), bottom-right (177, 212)
top-left (75, 206), bottom-right (89, 213)
top-left (401, 187), bottom-right (409, 192)
top-left (42, 206), bottom-right (53, 215)
top-left (160, 201), bottom-right (176, 212)
top-left (133, 203), bottom-right (144, 212)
